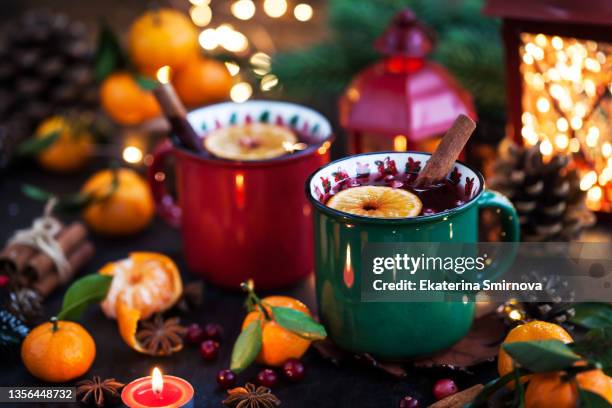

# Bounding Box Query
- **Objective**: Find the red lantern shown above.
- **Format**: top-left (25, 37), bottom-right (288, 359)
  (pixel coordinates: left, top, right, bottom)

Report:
top-left (485, 0), bottom-right (612, 212)
top-left (339, 9), bottom-right (476, 155)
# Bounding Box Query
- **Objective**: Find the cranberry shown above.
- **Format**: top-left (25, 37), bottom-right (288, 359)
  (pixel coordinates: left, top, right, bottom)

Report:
top-left (0, 275), bottom-right (9, 288)
top-left (399, 396), bottom-right (420, 408)
top-left (216, 369), bottom-right (236, 389)
top-left (256, 369), bottom-right (278, 387)
top-left (204, 323), bottom-right (223, 339)
top-left (282, 359), bottom-right (305, 382)
top-left (432, 378), bottom-right (458, 400)
top-left (199, 340), bottom-right (220, 360)
top-left (185, 323), bottom-right (205, 344)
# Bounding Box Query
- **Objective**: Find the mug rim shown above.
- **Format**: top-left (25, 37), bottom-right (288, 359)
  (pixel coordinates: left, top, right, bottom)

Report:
top-left (171, 100), bottom-right (334, 168)
top-left (305, 151), bottom-right (486, 224)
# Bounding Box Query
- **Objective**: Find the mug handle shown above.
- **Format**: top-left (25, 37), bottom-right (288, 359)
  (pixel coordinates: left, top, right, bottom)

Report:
top-left (148, 140), bottom-right (182, 228)
top-left (477, 190), bottom-right (520, 242)
top-left (474, 189), bottom-right (519, 283)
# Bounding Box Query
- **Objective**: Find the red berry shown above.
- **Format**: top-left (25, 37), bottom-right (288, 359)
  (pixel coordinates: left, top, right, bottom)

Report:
top-left (185, 323), bottom-right (205, 344)
top-left (256, 369), bottom-right (278, 387)
top-left (432, 379), bottom-right (458, 400)
top-left (199, 340), bottom-right (220, 360)
top-left (399, 396), bottom-right (420, 408)
top-left (0, 275), bottom-right (9, 288)
top-left (204, 323), bottom-right (223, 339)
top-left (282, 359), bottom-right (305, 382)
top-left (216, 369), bottom-right (236, 389)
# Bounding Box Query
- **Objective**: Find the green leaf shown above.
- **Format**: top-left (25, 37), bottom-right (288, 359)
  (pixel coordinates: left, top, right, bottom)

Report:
top-left (94, 23), bottom-right (127, 82)
top-left (21, 184), bottom-right (93, 213)
top-left (57, 274), bottom-right (113, 321)
top-left (464, 367), bottom-right (531, 408)
top-left (270, 306), bottom-right (327, 340)
top-left (578, 388), bottom-right (612, 408)
top-left (572, 303), bottom-right (612, 329)
top-left (503, 340), bottom-right (582, 372)
top-left (230, 321), bottom-right (262, 373)
top-left (16, 131), bottom-right (60, 156)
top-left (134, 74), bottom-right (158, 91)
top-left (572, 327), bottom-right (612, 376)
top-left (512, 366), bottom-right (526, 408)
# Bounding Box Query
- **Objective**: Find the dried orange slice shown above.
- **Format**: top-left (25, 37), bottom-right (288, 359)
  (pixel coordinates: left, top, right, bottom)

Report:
top-left (204, 123), bottom-right (297, 161)
top-left (100, 252), bottom-right (182, 319)
top-left (327, 186), bottom-right (422, 218)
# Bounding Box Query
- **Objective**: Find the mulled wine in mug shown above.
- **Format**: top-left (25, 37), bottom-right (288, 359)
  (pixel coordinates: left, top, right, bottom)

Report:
top-left (307, 152), bottom-right (519, 358)
top-left (148, 101), bottom-right (333, 289)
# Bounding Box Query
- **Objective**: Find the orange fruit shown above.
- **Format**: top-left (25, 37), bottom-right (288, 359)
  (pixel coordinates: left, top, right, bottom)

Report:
top-left (81, 168), bottom-right (155, 236)
top-left (327, 185), bottom-right (422, 218)
top-left (525, 369), bottom-right (612, 408)
top-left (204, 124), bottom-right (297, 161)
top-left (128, 8), bottom-right (198, 73)
top-left (21, 319), bottom-right (95, 382)
top-left (174, 57), bottom-right (232, 107)
top-left (100, 72), bottom-right (161, 125)
top-left (35, 116), bottom-right (93, 173)
top-left (100, 252), bottom-right (183, 320)
top-left (242, 296), bottom-right (312, 366)
top-left (498, 320), bottom-right (573, 385)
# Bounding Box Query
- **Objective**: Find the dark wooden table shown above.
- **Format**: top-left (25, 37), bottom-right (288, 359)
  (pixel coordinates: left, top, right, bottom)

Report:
top-left (0, 160), bottom-right (496, 407)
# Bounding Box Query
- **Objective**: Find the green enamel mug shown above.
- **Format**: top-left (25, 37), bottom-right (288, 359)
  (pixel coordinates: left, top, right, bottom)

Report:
top-left (306, 152), bottom-right (519, 358)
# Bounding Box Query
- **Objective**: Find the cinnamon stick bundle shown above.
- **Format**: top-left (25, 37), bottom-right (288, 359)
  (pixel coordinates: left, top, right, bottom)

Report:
top-left (0, 221), bottom-right (94, 298)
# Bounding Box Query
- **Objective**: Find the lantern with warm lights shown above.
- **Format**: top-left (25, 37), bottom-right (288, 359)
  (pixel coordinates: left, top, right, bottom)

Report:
top-left (485, 0), bottom-right (612, 212)
top-left (339, 9), bottom-right (476, 155)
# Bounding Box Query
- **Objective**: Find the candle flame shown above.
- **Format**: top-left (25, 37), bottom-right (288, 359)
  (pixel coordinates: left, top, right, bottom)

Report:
top-left (152, 367), bottom-right (164, 394)
top-left (156, 66), bottom-right (171, 84)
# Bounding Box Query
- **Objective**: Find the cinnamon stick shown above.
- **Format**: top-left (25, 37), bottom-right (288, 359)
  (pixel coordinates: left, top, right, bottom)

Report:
top-left (153, 82), bottom-right (204, 152)
top-left (23, 222), bottom-right (88, 282)
top-left (414, 114), bottom-right (476, 187)
top-left (0, 244), bottom-right (37, 275)
top-left (33, 241), bottom-right (94, 297)
top-left (427, 384), bottom-right (484, 408)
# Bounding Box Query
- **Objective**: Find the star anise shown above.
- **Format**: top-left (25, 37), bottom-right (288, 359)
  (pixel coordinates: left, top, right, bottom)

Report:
top-left (76, 376), bottom-right (124, 407)
top-left (136, 314), bottom-right (186, 356)
top-left (223, 383), bottom-right (281, 408)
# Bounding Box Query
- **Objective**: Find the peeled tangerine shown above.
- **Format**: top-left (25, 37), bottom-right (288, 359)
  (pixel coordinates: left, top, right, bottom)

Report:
top-left (100, 252), bottom-right (182, 320)
top-left (327, 185), bottom-right (422, 218)
top-left (204, 124), bottom-right (297, 161)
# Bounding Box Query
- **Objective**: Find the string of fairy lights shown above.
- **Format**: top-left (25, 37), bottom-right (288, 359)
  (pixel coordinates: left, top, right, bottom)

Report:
top-left (186, 0), bottom-right (314, 104)
top-left (519, 33), bottom-right (612, 211)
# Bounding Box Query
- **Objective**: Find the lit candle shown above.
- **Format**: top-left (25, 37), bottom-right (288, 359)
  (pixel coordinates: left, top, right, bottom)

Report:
top-left (121, 367), bottom-right (194, 408)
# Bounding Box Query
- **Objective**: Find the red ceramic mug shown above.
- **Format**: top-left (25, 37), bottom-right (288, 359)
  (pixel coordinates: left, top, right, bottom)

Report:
top-left (148, 101), bottom-right (333, 289)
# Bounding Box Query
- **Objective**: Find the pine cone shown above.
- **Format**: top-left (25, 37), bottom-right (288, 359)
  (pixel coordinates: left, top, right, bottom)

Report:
top-left (0, 309), bottom-right (29, 354)
top-left (489, 141), bottom-right (596, 241)
top-left (0, 10), bottom-right (97, 170)
top-left (5, 287), bottom-right (43, 325)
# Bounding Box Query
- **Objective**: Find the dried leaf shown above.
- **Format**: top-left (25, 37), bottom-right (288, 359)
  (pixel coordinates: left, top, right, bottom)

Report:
top-left (414, 312), bottom-right (506, 369)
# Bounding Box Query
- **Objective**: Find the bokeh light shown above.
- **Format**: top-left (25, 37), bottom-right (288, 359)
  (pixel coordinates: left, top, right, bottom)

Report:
top-left (190, 5), bottom-right (212, 27)
top-left (263, 0), bottom-right (287, 18)
top-left (230, 82), bottom-right (253, 103)
top-left (231, 0), bottom-right (256, 20)
top-left (293, 3), bottom-right (313, 21)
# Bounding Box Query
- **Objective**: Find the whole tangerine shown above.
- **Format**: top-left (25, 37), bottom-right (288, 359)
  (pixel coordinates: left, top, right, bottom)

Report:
top-left (21, 318), bottom-right (95, 383)
top-left (174, 57), bottom-right (232, 107)
top-left (35, 116), bottom-right (93, 173)
top-left (128, 8), bottom-right (198, 72)
top-left (100, 72), bottom-right (161, 125)
top-left (525, 368), bottom-right (612, 408)
top-left (241, 295), bottom-right (312, 367)
top-left (81, 168), bottom-right (154, 236)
